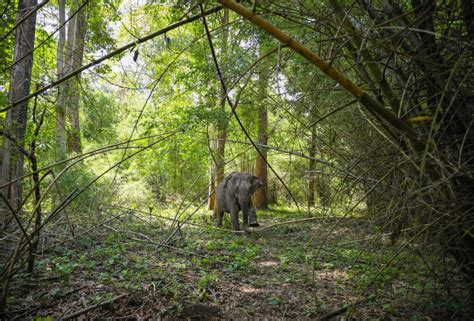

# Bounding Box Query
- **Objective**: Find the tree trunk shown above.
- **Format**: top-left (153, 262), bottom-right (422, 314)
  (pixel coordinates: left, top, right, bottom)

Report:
top-left (207, 166), bottom-right (216, 210)
top-left (0, 0), bottom-right (38, 224)
top-left (307, 128), bottom-right (316, 209)
top-left (66, 1), bottom-right (86, 153)
top-left (56, 0), bottom-right (87, 157)
top-left (209, 9), bottom-right (229, 215)
top-left (254, 40), bottom-right (269, 209)
top-left (55, 0), bottom-right (67, 162)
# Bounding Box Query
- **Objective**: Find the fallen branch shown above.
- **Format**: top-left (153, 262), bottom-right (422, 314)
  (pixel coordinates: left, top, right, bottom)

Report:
top-left (60, 293), bottom-right (127, 320)
top-left (320, 303), bottom-right (351, 320)
top-left (105, 203), bottom-right (244, 233)
top-left (104, 225), bottom-right (229, 265)
top-left (103, 204), bottom-right (359, 234)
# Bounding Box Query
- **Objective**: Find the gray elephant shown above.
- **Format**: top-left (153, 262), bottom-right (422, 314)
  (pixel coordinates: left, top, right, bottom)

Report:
top-left (215, 172), bottom-right (262, 231)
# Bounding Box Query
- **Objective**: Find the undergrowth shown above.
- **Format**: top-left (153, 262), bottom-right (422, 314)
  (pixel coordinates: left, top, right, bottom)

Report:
top-left (4, 206), bottom-right (471, 319)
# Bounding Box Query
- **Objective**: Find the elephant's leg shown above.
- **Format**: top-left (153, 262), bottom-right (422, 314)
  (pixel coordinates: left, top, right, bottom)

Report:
top-left (216, 210), bottom-right (223, 227)
top-left (249, 208), bottom-right (259, 227)
top-left (240, 203), bottom-right (250, 232)
top-left (229, 205), bottom-right (240, 231)
top-left (242, 211), bottom-right (249, 232)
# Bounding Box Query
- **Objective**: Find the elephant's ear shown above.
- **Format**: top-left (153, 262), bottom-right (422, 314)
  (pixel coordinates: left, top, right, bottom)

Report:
top-left (250, 175), bottom-right (263, 193)
top-left (223, 172), bottom-right (236, 187)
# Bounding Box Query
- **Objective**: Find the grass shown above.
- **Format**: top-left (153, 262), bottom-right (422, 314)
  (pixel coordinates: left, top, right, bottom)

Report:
top-left (3, 206), bottom-right (471, 319)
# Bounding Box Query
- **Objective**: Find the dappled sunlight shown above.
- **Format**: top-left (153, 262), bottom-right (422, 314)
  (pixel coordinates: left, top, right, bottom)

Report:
top-left (257, 260), bottom-right (279, 267)
top-left (315, 269), bottom-right (349, 282)
top-left (238, 284), bottom-right (264, 294)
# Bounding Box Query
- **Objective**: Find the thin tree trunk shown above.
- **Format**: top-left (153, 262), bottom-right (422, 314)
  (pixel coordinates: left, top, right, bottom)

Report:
top-left (254, 39), bottom-right (268, 209)
top-left (55, 0), bottom-right (67, 162)
top-left (0, 0), bottom-right (38, 224)
top-left (27, 96), bottom-right (43, 273)
top-left (307, 128), bottom-right (316, 208)
top-left (55, 2), bottom-right (76, 160)
top-left (209, 9), bottom-right (229, 215)
top-left (66, 1), bottom-right (87, 153)
top-left (208, 138), bottom-right (217, 210)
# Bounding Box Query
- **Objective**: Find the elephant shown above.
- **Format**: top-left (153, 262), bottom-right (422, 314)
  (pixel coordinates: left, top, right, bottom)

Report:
top-left (215, 172), bottom-right (263, 231)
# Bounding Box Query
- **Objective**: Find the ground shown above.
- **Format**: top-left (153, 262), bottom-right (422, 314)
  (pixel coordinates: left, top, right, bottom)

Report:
top-left (2, 206), bottom-right (471, 319)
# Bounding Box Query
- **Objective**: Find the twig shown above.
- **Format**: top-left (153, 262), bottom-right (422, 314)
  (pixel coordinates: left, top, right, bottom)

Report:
top-left (6, 285), bottom-right (88, 320)
top-left (104, 225), bottom-right (229, 265)
top-left (60, 293), bottom-right (127, 320)
top-left (102, 204), bottom-right (243, 234)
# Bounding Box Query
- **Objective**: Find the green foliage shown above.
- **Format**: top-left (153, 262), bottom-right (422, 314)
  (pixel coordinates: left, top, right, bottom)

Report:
top-left (50, 256), bottom-right (76, 277)
top-left (82, 88), bottom-right (120, 144)
top-left (197, 271), bottom-right (219, 289)
top-left (54, 164), bottom-right (117, 217)
top-left (86, 0), bottom-right (121, 53)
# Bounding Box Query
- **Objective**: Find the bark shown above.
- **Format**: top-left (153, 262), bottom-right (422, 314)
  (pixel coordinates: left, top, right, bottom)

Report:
top-left (66, 1), bottom-right (87, 153)
top-left (0, 0), bottom-right (38, 223)
top-left (27, 97), bottom-right (43, 273)
top-left (55, 0), bottom-right (67, 162)
top-left (209, 9), bottom-right (229, 215)
top-left (307, 129), bottom-right (316, 208)
top-left (254, 39), bottom-right (269, 209)
top-left (56, 0), bottom-right (87, 155)
top-left (207, 157), bottom-right (216, 210)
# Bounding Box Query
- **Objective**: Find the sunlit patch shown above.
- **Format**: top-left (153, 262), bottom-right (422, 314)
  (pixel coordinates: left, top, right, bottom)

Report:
top-left (258, 260), bottom-right (279, 267)
top-left (315, 269), bottom-right (349, 280)
top-left (239, 285), bottom-right (263, 293)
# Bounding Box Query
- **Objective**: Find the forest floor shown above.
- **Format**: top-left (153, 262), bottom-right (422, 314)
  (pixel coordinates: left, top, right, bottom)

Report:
top-left (3, 206), bottom-right (471, 320)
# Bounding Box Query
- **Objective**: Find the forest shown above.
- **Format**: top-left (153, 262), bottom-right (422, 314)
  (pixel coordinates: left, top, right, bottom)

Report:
top-left (0, 0), bottom-right (473, 319)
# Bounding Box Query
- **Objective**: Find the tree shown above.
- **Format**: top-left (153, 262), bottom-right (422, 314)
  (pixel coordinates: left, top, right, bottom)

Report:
top-left (56, 0), bottom-right (87, 159)
top-left (55, 0), bottom-right (67, 161)
top-left (1, 0), bottom-right (38, 222)
top-left (66, 0), bottom-right (87, 153)
top-left (208, 9), bottom-right (229, 213)
top-left (253, 34), bottom-right (269, 209)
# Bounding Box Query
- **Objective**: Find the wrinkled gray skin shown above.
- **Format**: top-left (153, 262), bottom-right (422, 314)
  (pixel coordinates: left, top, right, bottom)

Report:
top-left (216, 172), bottom-right (262, 232)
